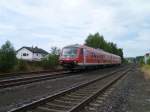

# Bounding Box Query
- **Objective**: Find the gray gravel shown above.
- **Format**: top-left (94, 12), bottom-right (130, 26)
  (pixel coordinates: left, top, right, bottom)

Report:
top-left (93, 66), bottom-right (150, 112)
top-left (0, 66), bottom-right (121, 112)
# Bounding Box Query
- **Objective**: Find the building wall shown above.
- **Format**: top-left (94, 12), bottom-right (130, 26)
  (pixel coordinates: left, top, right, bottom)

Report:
top-left (144, 54), bottom-right (150, 64)
top-left (16, 48), bottom-right (44, 61)
top-left (16, 48), bottom-right (33, 61)
top-left (32, 53), bottom-right (43, 61)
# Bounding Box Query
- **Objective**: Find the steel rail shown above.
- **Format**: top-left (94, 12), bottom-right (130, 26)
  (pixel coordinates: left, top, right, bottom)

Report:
top-left (8, 67), bottom-right (130, 112)
top-left (68, 69), bottom-right (130, 112)
top-left (0, 66), bottom-right (126, 89)
top-left (0, 70), bottom-right (74, 89)
top-left (0, 69), bottom-right (64, 79)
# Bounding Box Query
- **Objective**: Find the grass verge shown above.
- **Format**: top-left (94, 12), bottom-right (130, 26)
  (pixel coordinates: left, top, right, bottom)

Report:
top-left (141, 65), bottom-right (150, 80)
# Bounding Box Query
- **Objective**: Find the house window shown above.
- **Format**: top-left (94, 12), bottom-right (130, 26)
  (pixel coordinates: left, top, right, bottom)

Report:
top-left (36, 53), bottom-right (38, 56)
top-left (23, 53), bottom-right (29, 56)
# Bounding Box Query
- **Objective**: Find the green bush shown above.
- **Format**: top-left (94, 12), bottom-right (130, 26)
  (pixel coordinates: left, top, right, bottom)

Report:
top-left (0, 41), bottom-right (17, 72)
top-left (16, 60), bottom-right (28, 71)
top-left (122, 59), bottom-right (128, 64)
top-left (41, 59), bottom-right (49, 69)
top-left (41, 54), bottom-right (59, 69)
top-left (139, 58), bottom-right (144, 65)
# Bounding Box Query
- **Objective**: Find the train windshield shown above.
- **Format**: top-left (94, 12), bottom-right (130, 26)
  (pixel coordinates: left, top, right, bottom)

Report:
top-left (62, 47), bottom-right (78, 58)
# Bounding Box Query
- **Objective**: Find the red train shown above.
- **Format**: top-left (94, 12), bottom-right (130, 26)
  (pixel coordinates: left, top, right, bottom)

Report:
top-left (59, 44), bottom-right (121, 69)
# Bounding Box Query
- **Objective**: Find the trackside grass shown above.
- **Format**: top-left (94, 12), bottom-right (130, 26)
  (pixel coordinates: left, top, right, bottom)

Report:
top-left (141, 65), bottom-right (150, 80)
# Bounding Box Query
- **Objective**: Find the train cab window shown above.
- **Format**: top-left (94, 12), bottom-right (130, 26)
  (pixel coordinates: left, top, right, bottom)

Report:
top-left (62, 47), bottom-right (78, 58)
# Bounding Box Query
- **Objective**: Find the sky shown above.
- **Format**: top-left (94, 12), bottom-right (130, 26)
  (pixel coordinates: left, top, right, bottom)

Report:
top-left (0, 0), bottom-right (150, 57)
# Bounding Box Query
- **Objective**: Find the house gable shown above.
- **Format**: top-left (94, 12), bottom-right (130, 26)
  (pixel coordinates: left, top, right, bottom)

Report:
top-left (16, 48), bottom-right (33, 61)
top-left (16, 46), bottom-right (49, 61)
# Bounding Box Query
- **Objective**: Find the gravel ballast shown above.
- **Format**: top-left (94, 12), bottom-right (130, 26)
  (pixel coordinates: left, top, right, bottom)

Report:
top-left (0, 67), bottom-right (122, 112)
top-left (92, 66), bottom-right (150, 112)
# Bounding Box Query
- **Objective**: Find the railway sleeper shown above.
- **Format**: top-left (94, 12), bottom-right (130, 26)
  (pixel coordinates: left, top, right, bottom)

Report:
top-left (46, 102), bottom-right (74, 109)
top-left (36, 106), bottom-right (65, 112)
top-left (62, 96), bottom-right (83, 101)
top-left (27, 111), bottom-right (35, 112)
top-left (82, 107), bottom-right (95, 112)
top-left (81, 87), bottom-right (100, 92)
top-left (46, 102), bottom-right (71, 110)
top-left (59, 97), bottom-right (82, 102)
top-left (66, 94), bottom-right (87, 99)
top-left (89, 102), bottom-right (101, 107)
top-left (27, 110), bottom-right (43, 112)
top-left (97, 96), bottom-right (106, 100)
top-left (51, 99), bottom-right (76, 106)
top-left (84, 106), bottom-right (98, 112)
top-left (69, 92), bottom-right (88, 97)
top-left (94, 99), bottom-right (103, 104)
top-left (74, 89), bottom-right (96, 94)
top-left (80, 87), bottom-right (98, 91)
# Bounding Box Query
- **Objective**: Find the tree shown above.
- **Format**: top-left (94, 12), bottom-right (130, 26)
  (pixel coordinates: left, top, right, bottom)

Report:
top-left (50, 47), bottom-right (60, 55)
top-left (85, 33), bottom-right (106, 49)
top-left (0, 41), bottom-right (17, 72)
top-left (136, 56), bottom-right (144, 64)
top-left (41, 54), bottom-right (59, 69)
top-left (117, 48), bottom-right (124, 60)
top-left (85, 32), bottom-right (124, 59)
top-left (41, 47), bottom-right (60, 69)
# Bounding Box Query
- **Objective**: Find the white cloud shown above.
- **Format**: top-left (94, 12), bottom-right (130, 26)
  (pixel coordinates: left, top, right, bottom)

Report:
top-left (0, 0), bottom-right (150, 57)
top-left (0, 23), bottom-right (17, 36)
top-left (121, 29), bottom-right (150, 57)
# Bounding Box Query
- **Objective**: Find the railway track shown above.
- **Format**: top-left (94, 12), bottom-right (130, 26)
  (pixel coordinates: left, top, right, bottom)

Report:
top-left (8, 67), bottom-right (131, 112)
top-left (0, 69), bottom-right (65, 80)
top-left (0, 70), bottom-right (75, 89)
top-left (80, 70), bottom-right (129, 112)
top-left (0, 66), bottom-right (125, 89)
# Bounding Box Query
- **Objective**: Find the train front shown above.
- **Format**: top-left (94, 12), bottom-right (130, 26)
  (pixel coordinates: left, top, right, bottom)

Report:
top-left (59, 46), bottom-right (79, 69)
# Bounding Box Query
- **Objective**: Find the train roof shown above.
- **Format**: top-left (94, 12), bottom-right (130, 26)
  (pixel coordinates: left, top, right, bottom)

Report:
top-left (63, 44), bottom-right (121, 58)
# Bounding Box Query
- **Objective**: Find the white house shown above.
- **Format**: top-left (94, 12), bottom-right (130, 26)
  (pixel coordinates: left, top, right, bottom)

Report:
top-left (144, 53), bottom-right (150, 64)
top-left (16, 46), bottom-right (48, 61)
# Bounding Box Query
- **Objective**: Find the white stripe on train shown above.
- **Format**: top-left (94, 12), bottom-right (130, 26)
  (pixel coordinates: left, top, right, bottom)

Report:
top-left (78, 63), bottom-right (120, 66)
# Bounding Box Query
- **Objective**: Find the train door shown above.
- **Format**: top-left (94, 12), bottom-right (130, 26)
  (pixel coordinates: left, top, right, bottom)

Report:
top-left (78, 48), bottom-right (84, 65)
top-left (83, 48), bottom-right (87, 65)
